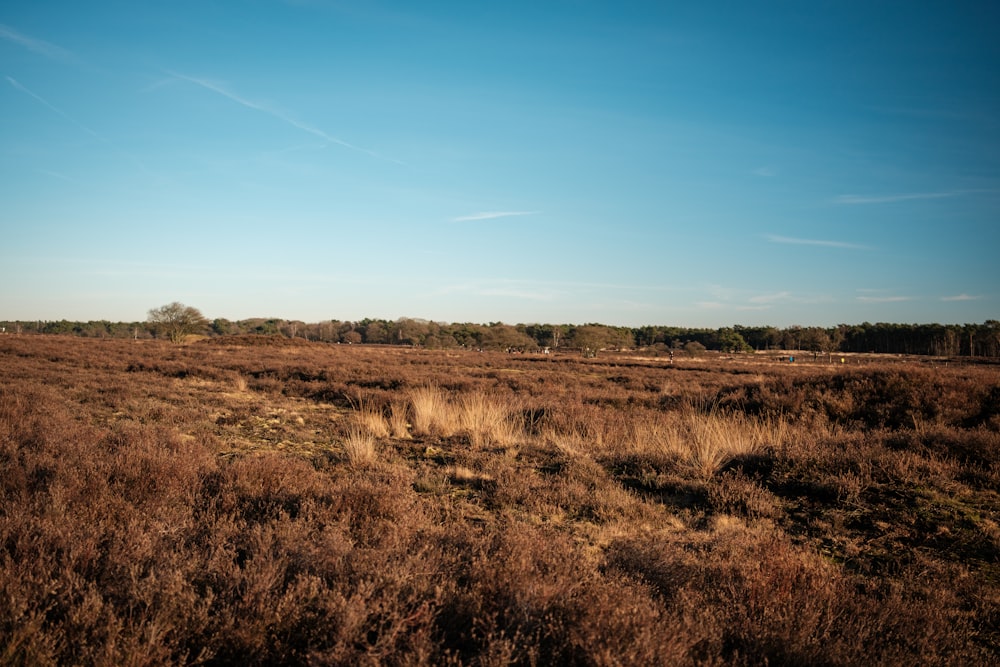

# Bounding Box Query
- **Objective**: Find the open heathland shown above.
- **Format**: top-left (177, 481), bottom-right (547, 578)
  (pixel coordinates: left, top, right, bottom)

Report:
top-left (1, 335), bottom-right (998, 665)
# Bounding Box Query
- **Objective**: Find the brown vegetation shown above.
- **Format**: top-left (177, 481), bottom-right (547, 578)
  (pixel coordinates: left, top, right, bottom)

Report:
top-left (1, 335), bottom-right (997, 664)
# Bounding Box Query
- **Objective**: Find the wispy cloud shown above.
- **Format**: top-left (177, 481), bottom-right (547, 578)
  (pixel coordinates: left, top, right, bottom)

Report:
top-left (478, 287), bottom-right (555, 301)
top-left (439, 279), bottom-right (560, 301)
top-left (7, 77), bottom-right (156, 176)
top-left (166, 71), bottom-right (401, 163)
top-left (857, 295), bottom-right (913, 303)
top-left (766, 234), bottom-right (868, 250)
top-left (942, 293), bottom-right (981, 302)
top-left (451, 211), bottom-right (539, 223)
top-left (694, 301), bottom-right (771, 312)
top-left (36, 168), bottom-right (76, 183)
top-left (749, 291), bottom-right (792, 304)
top-left (6, 76), bottom-right (103, 140)
top-left (437, 277), bottom-right (689, 302)
top-left (0, 23), bottom-right (78, 64)
top-left (834, 190), bottom-right (987, 205)
top-left (701, 289), bottom-right (830, 311)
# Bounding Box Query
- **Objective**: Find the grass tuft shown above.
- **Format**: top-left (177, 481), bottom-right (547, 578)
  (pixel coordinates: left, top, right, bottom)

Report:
top-left (342, 426), bottom-right (377, 465)
top-left (624, 411), bottom-right (786, 478)
top-left (351, 400), bottom-right (390, 439)
top-left (409, 386), bottom-right (460, 437)
top-left (459, 392), bottom-right (522, 448)
top-left (389, 401), bottom-right (411, 439)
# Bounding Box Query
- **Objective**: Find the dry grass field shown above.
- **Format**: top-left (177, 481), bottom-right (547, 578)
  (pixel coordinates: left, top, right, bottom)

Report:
top-left (1, 334), bottom-right (998, 665)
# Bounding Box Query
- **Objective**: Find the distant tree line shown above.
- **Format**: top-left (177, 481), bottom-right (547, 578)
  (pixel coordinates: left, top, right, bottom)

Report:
top-left (2, 314), bottom-right (998, 357)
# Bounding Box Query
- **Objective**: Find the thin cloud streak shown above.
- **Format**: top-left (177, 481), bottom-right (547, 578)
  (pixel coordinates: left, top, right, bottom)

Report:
top-left (451, 211), bottom-right (539, 222)
top-left (478, 287), bottom-right (556, 301)
top-left (857, 295), bottom-right (913, 303)
top-left (942, 294), bottom-right (981, 302)
top-left (0, 23), bottom-right (77, 63)
top-left (699, 289), bottom-right (831, 311)
top-left (166, 71), bottom-right (401, 163)
top-left (834, 190), bottom-right (990, 205)
top-left (6, 76), bottom-right (103, 140)
top-left (749, 291), bottom-right (792, 304)
top-left (7, 76), bottom-right (155, 176)
top-left (437, 280), bottom-right (561, 301)
top-left (441, 278), bottom-right (683, 294)
top-left (766, 234), bottom-right (868, 250)
top-left (26, 256), bottom-right (363, 285)
top-left (36, 168), bottom-right (76, 183)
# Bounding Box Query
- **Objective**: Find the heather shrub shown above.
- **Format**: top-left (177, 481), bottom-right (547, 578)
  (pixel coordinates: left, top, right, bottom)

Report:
top-left (1, 336), bottom-right (996, 664)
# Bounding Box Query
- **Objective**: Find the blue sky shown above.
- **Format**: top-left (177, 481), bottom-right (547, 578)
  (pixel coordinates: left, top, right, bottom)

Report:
top-left (2, 1), bottom-right (997, 327)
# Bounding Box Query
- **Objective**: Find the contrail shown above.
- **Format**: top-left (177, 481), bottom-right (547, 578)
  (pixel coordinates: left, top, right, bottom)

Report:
top-left (451, 211), bottom-right (539, 222)
top-left (7, 76), bottom-right (155, 176)
top-left (835, 190), bottom-right (994, 205)
top-left (6, 76), bottom-right (103, 140)
top-left (167, 71), bottom-right (401, 163)
top-left (0, 23), bottom-right (78, 64)
top-left (766, 234), bottom-right (868, 250)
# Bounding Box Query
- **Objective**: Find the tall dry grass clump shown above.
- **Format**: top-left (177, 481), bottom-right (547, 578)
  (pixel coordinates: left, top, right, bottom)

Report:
top-left (459, 392), bottom-right (522, 448)
top-left (409, 386), bottom-right (460, 437)
top-left (409, 387), bottom-right (522, 446)
top-left (626, 410), bottom-right (786, 478)
top-left (342, 425), bottom-right (378, 465)
top-left (686, 412), bottom-right (785, 478)
top-left (350, 400), bottom-right (391, 439)
top-left (231, 372), bottom-right (249, 393)
top-left (626, 417), bottom-right (687, 462)
top-left (389, 401), bottom-right (411, 439)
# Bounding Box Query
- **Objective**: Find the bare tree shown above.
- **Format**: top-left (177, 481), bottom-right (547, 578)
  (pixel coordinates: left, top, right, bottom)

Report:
top-left (147, 302), bottom-right (208, 343)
